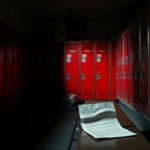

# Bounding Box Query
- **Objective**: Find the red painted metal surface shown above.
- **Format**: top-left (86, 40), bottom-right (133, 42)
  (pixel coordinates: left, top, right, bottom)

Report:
top-left (128, 30), bottom-right (134, 106)
top-left (122, 31), bottom-right (129, 103)
top-left (80, 42), bottom-right (95, 100)
top-left (118, 37), bottom-right (123, 99)
top-left (118, 38), bottom-right (120, 99)
top-left (0, 46), bottom-right (4, 96)
top-left (114, 8), bottom-right (150, 119)
top-left (95, 42), bottom-right (109, 100)
top-left (116, 41), bottom-right (119, 98)
top-left (64, 43), bottom-right (80, 96)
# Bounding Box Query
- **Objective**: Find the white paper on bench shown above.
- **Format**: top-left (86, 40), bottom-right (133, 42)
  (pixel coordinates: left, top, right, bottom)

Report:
top-left (78, 102), bottom-right (116, 123)
top-left (81, 118), bottom-right (136, 138)
top-left (78, 102), bottom-right (137, 138)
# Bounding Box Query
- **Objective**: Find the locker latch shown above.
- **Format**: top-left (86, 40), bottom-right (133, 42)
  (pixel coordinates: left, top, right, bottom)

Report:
top-left (96, 74), bottom-right (101, 80)
top-left (81, 74), bottom-right (85, 80)
top-left (122, 72), bottom-right (127, 79)
top-left (66, 74), bottom-right (71, 80)
top-left (140, 71), bottom-right (144, 80)
top-left (133, 53), bottom-right (138, 61)
top-left (134, 71), bottom-right (137, 80)
top-left (82, 54), bottom-right (87, 63)
top-left (97, 54), bottom-right (102, 62)
top-left (119, 73), bottom-right (122, 79)
top-left (66, 54), bottom-right (72, 63)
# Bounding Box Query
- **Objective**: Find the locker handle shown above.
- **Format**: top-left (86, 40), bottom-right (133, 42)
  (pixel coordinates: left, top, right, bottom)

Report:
top-left (96, 74), bottom-right (101, 80)
top-left (134, 71), bottom-right (137, 80)
top-left (119, 73), bottom-right (122, 79)
top-left (122, 72), bottom-right (127, 79)
top-left (140, 71), bottom-right (144, 80)
top-left (133, 53), bottom-right (138, 62)
top-left (66, 74), bottom-right (71, 80)
top-left (81, 74), bottom-right (85, 80)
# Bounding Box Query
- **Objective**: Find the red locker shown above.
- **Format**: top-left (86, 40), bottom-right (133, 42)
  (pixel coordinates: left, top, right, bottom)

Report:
top-left (13, 46), bottom-right (23, 96)
top-left (110, 43), bottom-right (116, 100)
top-left (80, 42), bottom-right (95, 100)
top-left (116, 41), bottom-right (119, 98)
top-left (6, 46), bottom-right (13, 96)
top-left (121, 35), bottom-right (125, 101)
top-left (0, 46), bottom-right (4, 96)
top-left (140, 15), bottom-right (148, 115)
top-left (116, 40), bottom-right (120, 99)
top-left (132, 23), bottom-right (140, 110)
top-left (64, 43), bottom-right (80, 96)
top-left (121, 36), bottom-right (124, 100)
top-left (128, 29), bottom-right (134, 106)
top-left (118, 37), bottom-right (123, 100)
top-left (95, 42), bottom-right (109, 100)
top-left (122, 31), bottom-right (129, 103)
top-left (117, 38), bottom-right (121, 99)
top-left (148, 6), bottom-right (150, 119)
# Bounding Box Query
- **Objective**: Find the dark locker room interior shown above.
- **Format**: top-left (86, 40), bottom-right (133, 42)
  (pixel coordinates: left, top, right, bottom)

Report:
top-left (0, 0), bottom-right (150, 150)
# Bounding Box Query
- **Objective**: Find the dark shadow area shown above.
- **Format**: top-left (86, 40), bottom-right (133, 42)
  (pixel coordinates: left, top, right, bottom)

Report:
top-left (0, 0), bottom-right (150, 150)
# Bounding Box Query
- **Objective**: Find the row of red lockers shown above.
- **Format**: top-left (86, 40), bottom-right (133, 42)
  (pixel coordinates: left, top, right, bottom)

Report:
top-left (0, 43), bottom-right (23, 97)
top-left (116, 9), bottom-right (149, 117)
top-left (64, 42), bottom-right (116, 100)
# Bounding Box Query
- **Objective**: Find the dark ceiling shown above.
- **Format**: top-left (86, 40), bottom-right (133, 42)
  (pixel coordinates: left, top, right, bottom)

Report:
top-left (8, 0), bottom-right (150, 41)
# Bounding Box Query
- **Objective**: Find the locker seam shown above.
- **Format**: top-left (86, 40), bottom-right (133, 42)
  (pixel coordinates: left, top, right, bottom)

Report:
top-left (108, 42), bottom-right (112, 100)
top-left (147, 10), bottom-right (150, 119)
top-left (139, 22), bottom-right (142, 112)
top-left (94, 42), bottom-right (96, 99)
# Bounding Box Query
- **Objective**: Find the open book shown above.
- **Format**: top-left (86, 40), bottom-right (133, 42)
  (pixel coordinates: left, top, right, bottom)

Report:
top-left (78, 102), bottom-right (137, 139)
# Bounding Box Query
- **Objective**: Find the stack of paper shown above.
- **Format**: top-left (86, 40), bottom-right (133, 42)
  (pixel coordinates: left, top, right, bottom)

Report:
top-left (78, 102), bottom-right (137, 139)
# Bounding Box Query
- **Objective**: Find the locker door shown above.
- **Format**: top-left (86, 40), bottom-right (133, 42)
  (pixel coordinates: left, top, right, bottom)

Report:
top-left (128, 30), bottom-right (134, 106)
top-left (80, 42), bottom-right (94, 100)
top-left (6, 47), bottom-right (13, 96)
top-left (110, 43), bottom-right (116, 100)
top-left (133, 23), bottom-right (140, 110)
top-left (13, 46), bottom-right (23, 96)
top-left (140, 15), bottom-right (148, 115)
top-left (119, 37), bottom-right (123, 99)
top-left (64, 43), bottom-right (79, 96)
top-left (0, 47), bottom-right (4, 96)
top-left (116, 41), bottom-right (119, 98)
top-left (120, 36), bottom-right (124, 100)
top-left (122, 31), bottom-right (129, 103)
top-left (148, 7), bottom-right (150, 120)
top-left (95, 42), bottom-right (109, 100)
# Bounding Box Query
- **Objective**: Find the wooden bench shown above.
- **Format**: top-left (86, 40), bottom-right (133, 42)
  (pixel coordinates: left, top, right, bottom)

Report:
top-left (77, 101), bottom-right (150, 150)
